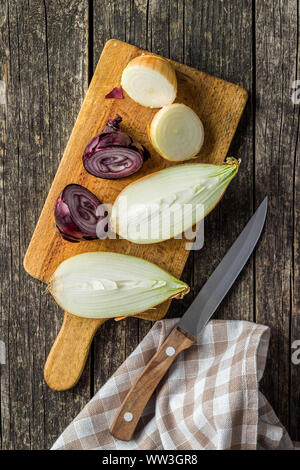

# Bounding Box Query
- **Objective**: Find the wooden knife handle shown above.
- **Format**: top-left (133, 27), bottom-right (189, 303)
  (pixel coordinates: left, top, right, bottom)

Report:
top-left (44, 312), bottom-right (106, 391)
top-left (110, 326), bottom-right (195, 441)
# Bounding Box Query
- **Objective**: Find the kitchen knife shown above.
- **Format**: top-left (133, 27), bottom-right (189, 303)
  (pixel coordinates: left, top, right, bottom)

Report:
top-left (110, 197), bottom-right (268, 441)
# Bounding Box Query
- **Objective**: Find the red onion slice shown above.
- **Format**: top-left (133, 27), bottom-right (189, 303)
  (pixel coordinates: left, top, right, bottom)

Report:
top-left (83, 114), bottom-right (148, 179)
top-left (55, 184), bottom-right (107, 242)
top-left (83, 148), bottom-right (144, 179)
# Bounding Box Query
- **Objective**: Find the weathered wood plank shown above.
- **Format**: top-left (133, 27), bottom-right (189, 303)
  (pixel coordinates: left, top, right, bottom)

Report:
top-left (150, 1), bottom-right (194, 321)
top-left (140, 0), bottom-right (188, 360)
top-left (255, 0), bottom-right (298, 432)
top-left (291, 101), bottom-right (300, 438)
top-left (34, 1), bottom-right (90, 449)
top-left (0, 0), bottom-right (89, 449)
top-left (92, 0), bottom-right (131, 390)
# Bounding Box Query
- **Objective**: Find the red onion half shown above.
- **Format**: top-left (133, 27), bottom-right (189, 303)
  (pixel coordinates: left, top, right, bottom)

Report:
top-left (83, 114), bottom-right (149, 179)
top-left (55, 184), bottom-right (107, 242)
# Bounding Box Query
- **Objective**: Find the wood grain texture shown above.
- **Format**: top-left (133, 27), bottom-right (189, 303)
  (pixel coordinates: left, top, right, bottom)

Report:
top-left (92, 0), bottom-right (255, 396)
top-left (110, 326), bottom-right (195, 441)
top-left (291, 1), bottom-right (300, 436)
top-left (92, 0), bottom-right (151, 389)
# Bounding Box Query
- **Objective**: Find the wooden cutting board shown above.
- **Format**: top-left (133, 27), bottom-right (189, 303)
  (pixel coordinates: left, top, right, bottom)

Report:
top-left (23, 39), bottom-right (247, 391)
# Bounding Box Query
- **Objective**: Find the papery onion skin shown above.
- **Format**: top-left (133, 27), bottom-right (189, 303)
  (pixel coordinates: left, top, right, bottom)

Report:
top-left (55, 184), bottom-right (107, 243)
top-left (49, 252), bottom-right (189, 319)
top-left (111, 158), bottom-right (240, 244)
top-left (83, 114), bottom-right (148, 179)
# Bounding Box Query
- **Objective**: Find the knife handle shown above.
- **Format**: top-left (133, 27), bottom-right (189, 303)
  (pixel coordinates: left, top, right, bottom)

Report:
top-left (110, 326), bottom-right (195, 441)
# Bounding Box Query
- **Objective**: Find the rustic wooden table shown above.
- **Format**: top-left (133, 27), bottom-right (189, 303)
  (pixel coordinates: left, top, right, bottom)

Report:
top-left (0, 0), bottom-right (299, 449)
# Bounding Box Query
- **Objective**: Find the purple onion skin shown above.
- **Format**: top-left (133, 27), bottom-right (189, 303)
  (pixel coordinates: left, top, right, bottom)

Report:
top-left (55, 184), bottom-right (108, 243)
top-left (83, 114), bottom-right (149, 179)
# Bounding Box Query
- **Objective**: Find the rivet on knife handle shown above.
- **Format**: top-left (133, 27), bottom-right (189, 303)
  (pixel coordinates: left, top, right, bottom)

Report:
top-left (44, 312), bottom-right (106, 391)
top-left (110, 326), bottom-right (195, 441)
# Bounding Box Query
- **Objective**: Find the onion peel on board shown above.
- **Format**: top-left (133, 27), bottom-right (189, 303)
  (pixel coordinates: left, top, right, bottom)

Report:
top-left (111, 158), bottom-right (241, 244)
top-left (121, 55), bottom-right (177, 108)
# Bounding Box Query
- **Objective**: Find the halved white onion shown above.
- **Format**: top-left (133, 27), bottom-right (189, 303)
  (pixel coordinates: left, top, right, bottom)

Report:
top-left (111, 158), bottom-right (240, 244)
top-left (121, 55), bottom-right (177, 108)
top-left (49, 252), bottom-right (189, 319)
top-left (149, 103), bottom-right (204, 161)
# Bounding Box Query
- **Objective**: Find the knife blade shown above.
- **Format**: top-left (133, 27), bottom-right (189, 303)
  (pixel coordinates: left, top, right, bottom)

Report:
top-left (110, 197), bottom-right (268, 441)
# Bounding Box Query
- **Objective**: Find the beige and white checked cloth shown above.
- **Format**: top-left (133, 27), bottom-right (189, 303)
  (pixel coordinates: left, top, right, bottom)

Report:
top-left (52, 319), bottom-right (296, 450)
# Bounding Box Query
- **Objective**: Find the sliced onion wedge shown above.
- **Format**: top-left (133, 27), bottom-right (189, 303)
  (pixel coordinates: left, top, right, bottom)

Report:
top-left (48, 252), bottom-right (189, 319)
top-left (121, 55), bottom-right (177, 108)
top-left (111, 158), bottom-right (240, 244)
top-left (149, 103), bottom-right (204, 161)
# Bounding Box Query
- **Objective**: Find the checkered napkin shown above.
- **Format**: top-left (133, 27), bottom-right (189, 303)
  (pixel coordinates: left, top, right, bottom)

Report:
top-left (52, 319), bottom-right (295, 450)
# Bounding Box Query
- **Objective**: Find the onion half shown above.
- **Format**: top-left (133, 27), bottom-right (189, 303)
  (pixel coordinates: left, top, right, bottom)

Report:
top-left (149, 104), bottom-right (204, 161)
top-left (49, 252), bottom-right (189, 319)
top-left (121, 55), bottom-right (177, 108)
top-left (111, 158), bottom-right (240, 244)
top-left (55, 184), bottom-right (107, 242)
top-left (83, 114), bottom-right (148, 179)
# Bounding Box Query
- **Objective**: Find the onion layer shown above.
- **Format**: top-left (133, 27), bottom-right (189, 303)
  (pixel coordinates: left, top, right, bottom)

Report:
top-left (49, 252), bottom-right (189, 319)
top-left (121, 55), bottom-right (177, 108)
top-left (83, 114), bottom-right (148, 179)
top-left (111, 158), bottom-right (240, 244)
top-left (55, 184), bottom-right (107, 242)
top-left (149, 103), bottom-right (204, 161)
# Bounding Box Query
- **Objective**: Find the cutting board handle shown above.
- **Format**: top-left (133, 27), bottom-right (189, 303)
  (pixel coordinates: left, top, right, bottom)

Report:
top-left (44, 312), bottom-right (106, 391)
